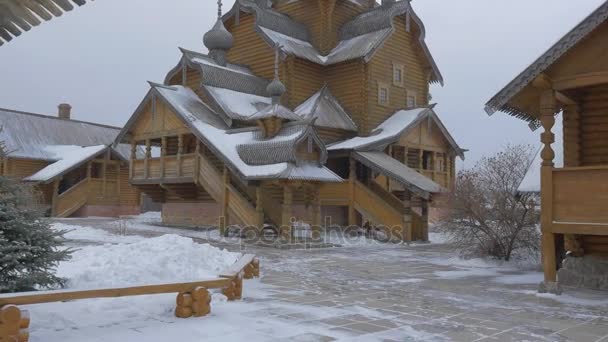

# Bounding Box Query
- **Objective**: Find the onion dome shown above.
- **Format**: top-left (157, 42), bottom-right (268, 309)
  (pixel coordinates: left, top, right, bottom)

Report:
top-left (203, 19), bottom-right (234, 52)
top-left (267, 78), bottom-right (286, 100)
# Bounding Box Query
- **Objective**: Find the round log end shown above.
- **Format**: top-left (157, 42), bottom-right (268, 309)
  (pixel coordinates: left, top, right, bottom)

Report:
top-left (0, 305), bottom-right (21, 325)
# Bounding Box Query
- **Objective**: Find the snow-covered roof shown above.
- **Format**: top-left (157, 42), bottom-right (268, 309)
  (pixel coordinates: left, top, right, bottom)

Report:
top-left (353, 151), bottom-right (445, 199)
top-left (118, 84), bottom-right (342, 183)
top-left (328, 107), bottom-right (430, 151)
top-left (328, 106), bottom-right (465, 159)
top-left (518, 114), bottom-right (564, 194)
top-left (24, 145), bottom-right (107, 183)
top-left (224, 1), bottom-right (441, 83)
top-left (0, 0), bottom-right (93, 46)
top-left (236, 123), bottom-right (327, 166)
top-left (0, 107), bottom-right (130, 161)
top-left (164, 48), bottom-right (269, 97)
top-left (294, 85), bottom-right (358, 131)
top-left (203, 85), bottom-right (271, 121)
top-left (247, 104), bottom-right (301, 121)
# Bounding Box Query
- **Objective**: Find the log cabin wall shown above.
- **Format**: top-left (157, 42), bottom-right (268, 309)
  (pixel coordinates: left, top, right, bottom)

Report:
top-left (225, 13), bottom-right (279, 81)
top-left (275, 0), bottom-right (370, 54)
top-left (366, 16), bottom-right (430, 134)
top-left (287, 57), bottom-right (325, 108)
top-left (578, 84), bottom-right (608, 166)
top-left (4, 158), bottom-right (49, 179)
top-left (325, 60), bottom-right (368, 133)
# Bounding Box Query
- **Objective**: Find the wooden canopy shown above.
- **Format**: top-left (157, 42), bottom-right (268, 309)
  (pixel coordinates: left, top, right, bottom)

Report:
top-left (0, 0), bottom-right (93, 46)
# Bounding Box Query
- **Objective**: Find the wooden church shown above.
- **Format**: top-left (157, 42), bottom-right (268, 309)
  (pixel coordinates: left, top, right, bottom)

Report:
top-left (116, 0), bottom-right (464, 241)
top-left (486, 1), bottom-right (608, 291)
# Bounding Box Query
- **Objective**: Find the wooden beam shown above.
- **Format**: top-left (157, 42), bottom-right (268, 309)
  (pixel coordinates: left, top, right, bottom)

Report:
top-left (144, 139), bottom-right (151, 179)
top-left (220, 167), bottom-right (230, 236)
top-left (281, 185), bottom-right (293, 239)
top-left (553, 71), bottom-right (608, 91)
top-left (552, 222), bottom-right (608, 236)
top-left (348, 158), bottom-right (356, 226)
top-left (532, 73), bottom-right (553, 90)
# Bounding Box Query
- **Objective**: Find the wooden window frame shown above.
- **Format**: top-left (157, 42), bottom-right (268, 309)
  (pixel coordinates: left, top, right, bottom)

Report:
top-left (392, 63), bottom-right (405, 87)
top-left (406, 90), bottom-right (417, 108)
top-left (378, 82), bottom-right (390, 106)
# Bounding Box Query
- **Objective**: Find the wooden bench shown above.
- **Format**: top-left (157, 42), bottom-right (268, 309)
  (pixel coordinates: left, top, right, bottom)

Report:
top-left (0, 254), bottom-right (260, 342)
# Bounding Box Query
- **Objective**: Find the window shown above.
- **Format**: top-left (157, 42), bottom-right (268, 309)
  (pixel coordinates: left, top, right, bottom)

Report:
top-left (393, 64), bottom-right (405, 86)
top-left (422, 151), bottom-right (434, 170)
top-left (407, 90), bottom-right (417, 108)
top-left (378, 82), bottom-right (390, 105)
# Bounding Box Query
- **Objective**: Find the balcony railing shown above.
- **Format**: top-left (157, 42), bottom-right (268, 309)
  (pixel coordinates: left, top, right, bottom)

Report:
top-left (131, 154), bottom-right (197, 183)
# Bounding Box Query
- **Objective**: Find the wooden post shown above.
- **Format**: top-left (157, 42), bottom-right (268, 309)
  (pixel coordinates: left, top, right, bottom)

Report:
top-left (348, 158), bottom-right (357, 226)
top-left (220, 167), bottom-right (230, 236)
top-left (86, 161), bottom-right (92, 182)
top-left (194, 141), bottom-right (201, 185)
top-left (255, 185), bottom-right (264, 233)
top-left (129, 142), bottom-right (136, 180)
top-left (102, 149), bottom-right (110, 197)
top-left (160, 137), bottom-right (167, 179)
top-left (281, 184), bottom-right (293, 240)
top-left (144, 139), bottom-right (151, 179)
top-left (419, 149), bottom-right (424, 171)
top-left (421, 199), bottom-right (429, 242)
top-left (51, 178), bottom-right (60, 217)
top-left (402, 191), bottom-right (412, 242)
top-left (177, 134), bottom-right (184, 177)
top-left (312, 184), bottom-right (322, 240)
top-left (540, 89), bottom-right (557, 285)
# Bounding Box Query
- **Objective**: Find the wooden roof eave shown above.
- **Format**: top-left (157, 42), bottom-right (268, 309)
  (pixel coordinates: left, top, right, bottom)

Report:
top-left (36, 147), bottom-right (114, 185)
top-left (485, 1), bottom-right (608, 122)
top-left (351, 152), bottom-right (431, 200)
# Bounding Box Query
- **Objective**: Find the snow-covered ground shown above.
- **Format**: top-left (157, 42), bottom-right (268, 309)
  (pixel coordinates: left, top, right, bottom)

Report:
top-left (7, 215), bottom-right (607, 341)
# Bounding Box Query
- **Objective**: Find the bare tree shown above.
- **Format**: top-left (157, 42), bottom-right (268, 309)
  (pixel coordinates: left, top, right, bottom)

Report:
top-left (439, 144), bottom-right (540, 261)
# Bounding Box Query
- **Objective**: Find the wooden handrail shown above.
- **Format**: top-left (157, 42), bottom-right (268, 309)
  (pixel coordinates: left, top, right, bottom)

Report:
top-left (553, 165), bottom-right (608, 172)
top-left (0, 279), bottom-right (231, 307)
top-left (57, 178), bottom-right (88, 199)
top-left (0, 255), bottom-right (260, 341)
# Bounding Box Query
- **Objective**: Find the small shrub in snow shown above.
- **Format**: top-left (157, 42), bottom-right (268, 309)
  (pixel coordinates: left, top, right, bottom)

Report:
top-left (0, 177), bottom-right (71, 292)
top-left (439, 144), bottom-right (540, 261)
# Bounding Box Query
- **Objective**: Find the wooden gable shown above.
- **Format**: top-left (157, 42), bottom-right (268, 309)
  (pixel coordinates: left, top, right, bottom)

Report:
top-left (399, 117), bottom-right (452, 153)
top-left (128, 95), bottom-right (190, 141)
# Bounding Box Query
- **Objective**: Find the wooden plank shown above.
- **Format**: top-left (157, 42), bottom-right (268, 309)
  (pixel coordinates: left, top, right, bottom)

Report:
top-left (219, 254), bottom-right (256, 278)
top-left (0, 278), bottom-right (232, 307)
top-left (552, 222), bottom-right (608, 236)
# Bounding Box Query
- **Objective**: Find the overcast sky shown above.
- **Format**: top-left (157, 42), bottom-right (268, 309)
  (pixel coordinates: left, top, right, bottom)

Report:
top-left (0, 0), bottom-right (604, 167)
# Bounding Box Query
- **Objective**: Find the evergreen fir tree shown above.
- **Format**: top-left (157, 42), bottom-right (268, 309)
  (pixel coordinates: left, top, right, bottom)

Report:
top-left (0, 137), bottom-right (71, 293)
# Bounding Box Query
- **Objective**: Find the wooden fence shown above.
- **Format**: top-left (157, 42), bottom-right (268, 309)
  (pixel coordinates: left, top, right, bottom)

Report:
top-left (0, 254), bottom-right (259, 341)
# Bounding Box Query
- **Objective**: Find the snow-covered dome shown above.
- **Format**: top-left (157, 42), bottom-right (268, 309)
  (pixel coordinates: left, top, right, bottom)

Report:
top-left (204, 19), bottom-right (234, 52)
top-left (267, 78), bottom-right (286, 99)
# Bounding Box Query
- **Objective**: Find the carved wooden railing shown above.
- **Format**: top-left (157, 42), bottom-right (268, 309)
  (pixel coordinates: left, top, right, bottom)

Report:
top-left (55, 178), bottom-right (89, 218)
top-left (131, 154), bottom-right (197, 181)
top-left (551, 165), bottom-right (608, 235)
top-left (0, 254), bottom-right (259, 341)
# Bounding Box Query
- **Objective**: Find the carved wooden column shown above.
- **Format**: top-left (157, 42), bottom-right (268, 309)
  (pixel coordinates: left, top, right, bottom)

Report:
top-left (281, 184), bottom-right (293, 240)
top-left (255, 185), bottom-right (264, 233)
top-left (144, 139), bottom-right (151, 179)
top-left (348, 158), bottom-right (357, 226)
top-left (160, 137), bottom-right (167, 179)
top-left (540, 89), bottom-right (558, 285)
top-left (220, 167), bottom-right (230, 236)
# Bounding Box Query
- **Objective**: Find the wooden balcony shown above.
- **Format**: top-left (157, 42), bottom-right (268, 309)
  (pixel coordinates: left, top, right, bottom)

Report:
top-left (551, 165), bottom-right (608, 235)
top-left (131, 154), bottom-right (198, 184)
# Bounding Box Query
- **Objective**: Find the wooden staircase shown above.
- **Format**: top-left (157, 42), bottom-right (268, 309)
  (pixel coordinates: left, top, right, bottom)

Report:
top-left (196, 152), bottom-right (258, 226)
top-left (54, 179), bottom-right (89, 218)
